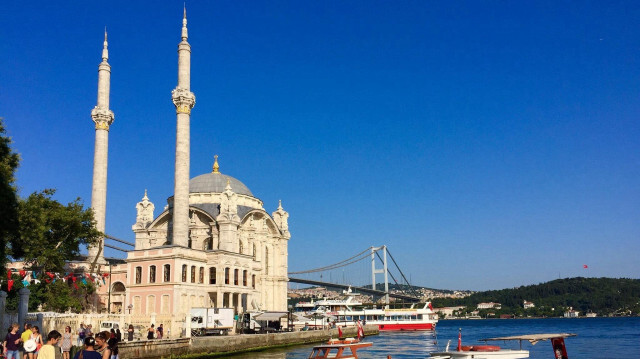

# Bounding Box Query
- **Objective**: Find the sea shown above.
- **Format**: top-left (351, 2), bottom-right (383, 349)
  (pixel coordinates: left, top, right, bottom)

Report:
top-left (230, 317), bottom-right (640, 358)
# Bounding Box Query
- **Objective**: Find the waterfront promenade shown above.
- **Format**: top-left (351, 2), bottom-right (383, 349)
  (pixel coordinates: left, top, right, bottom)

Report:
top-left (118, 325), bottom-right (379, 358)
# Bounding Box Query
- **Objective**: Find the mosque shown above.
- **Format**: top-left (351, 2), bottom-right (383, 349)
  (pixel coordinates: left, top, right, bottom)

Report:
top-left (86, 9), bottom-right (290, 321)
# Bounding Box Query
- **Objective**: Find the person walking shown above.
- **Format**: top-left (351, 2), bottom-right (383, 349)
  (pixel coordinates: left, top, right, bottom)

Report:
top-left (3, 323), bottom-right (22, 359)
top-left (60, 327), bottom-right (72, 359)
top-left (106, 337), bottom-right (118, 359)
top-left (21, 324), bottom-right (33, 359)
top-left (76, 324), bottom-right (85, 347)
top-left (30, 326), bottom-right (43, 359)
top-left (36, 330), bottom-right (61, 359)
top-left (72, 338), bottom-right (101, 359)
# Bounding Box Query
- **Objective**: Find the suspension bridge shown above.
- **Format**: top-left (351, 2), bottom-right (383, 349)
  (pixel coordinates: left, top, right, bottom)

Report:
top-left (288, 246), bottom-right (423, 303)
top-left (103, 234), bottom-right (423, 303)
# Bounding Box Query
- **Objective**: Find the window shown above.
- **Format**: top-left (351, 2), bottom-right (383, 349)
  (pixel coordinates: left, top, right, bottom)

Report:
top-left (253, 244), bottom-right (256, 259)
top-left (243, 270), bottom-right (247, 286)
top-left (252, 274), bottom-right (256, 289)
top-left (191, 266), bottom-right (196, 283)
top-left (149, 265), bottom-right (156, 283)
top-left (163, 264), bottom-right (171, 282)
top-left (135, 267), bottom-right (142, 284)
top-left (209, 267), bottom-right (216, 284)
top-left (234, 269), bottom-right (239, 285)
top-left (182, 265), bottom-right (187, 282)
top-left (199, 267), bottom-right (204, 284)
top-left (225, 267), bottom-right (230, 285)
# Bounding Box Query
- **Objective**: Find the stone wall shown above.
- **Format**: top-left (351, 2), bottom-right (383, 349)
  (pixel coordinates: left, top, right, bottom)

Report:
top-left (119, 325), bottom-right (378, 359)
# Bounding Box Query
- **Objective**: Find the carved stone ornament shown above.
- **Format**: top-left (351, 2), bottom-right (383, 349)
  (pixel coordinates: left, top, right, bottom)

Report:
top-left (91, 106), bottom-right (114, 130)
top-left (172, 87), bottom-right (196, 114)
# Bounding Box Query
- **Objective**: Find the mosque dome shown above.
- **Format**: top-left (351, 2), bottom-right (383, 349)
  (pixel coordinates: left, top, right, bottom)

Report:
top-left (188, 156), bottom-right (253, 196)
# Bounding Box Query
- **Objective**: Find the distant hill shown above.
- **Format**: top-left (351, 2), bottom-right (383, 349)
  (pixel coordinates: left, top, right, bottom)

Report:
top-left (430, 277), bottom-right (640, 316)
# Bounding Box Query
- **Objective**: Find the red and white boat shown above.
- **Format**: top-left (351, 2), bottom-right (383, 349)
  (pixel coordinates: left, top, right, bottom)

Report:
top-left (294, 287), bottom-right (437, 331)
top-left (333, 302), bottom-right (438, 331)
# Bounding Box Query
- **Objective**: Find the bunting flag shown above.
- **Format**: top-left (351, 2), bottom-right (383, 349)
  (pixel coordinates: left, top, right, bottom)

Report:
top-left (583, 264), bottom-right (588, 269)
top-left (7, 269), bottom-right (13, 280)
top-left (19, 270), bottom-right (26, 278)
top-left (22, 280), bottom-right (29, 287)
top-left (1, 269), bottom-right (110, 291)
top-left (7, 280), bottom-right (14, 291)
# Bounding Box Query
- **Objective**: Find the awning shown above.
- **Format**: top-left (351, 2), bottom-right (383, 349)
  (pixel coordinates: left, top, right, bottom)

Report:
top-left (254, 312), bottom-right (289, 321)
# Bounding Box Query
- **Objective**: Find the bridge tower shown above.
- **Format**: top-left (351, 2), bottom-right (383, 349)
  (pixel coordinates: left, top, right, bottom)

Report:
top-left (371, 246), bottom-right (390, 304)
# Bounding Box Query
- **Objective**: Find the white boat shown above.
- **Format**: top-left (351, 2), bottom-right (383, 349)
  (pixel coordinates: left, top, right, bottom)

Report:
top-left (295, 287), bottom-right (438, 331)
top-left (429, 333), bottom-right (576, 359)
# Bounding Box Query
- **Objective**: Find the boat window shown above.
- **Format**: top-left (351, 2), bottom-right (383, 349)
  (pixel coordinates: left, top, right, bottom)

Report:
top-left (418, 314), bottom-right (423, 319)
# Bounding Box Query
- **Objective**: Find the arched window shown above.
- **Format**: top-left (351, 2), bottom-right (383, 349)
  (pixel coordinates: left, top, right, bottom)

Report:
top-left (191, 266), bottom-right (196, 283)
top-left (234, 269), bottom-right (239, 285)
top-left (243, 270), bottom-right (247, 286)
top-left (205, 238), bottom-right (213, 251)
top-left (163, 264), bottom-right (171, 282)
top-left (199, 267), bottom-right (204, 284)
top-left (149, 265), bottom-right (156, 283)
top-left (239, 241), bottom-right (244, 254)
top-left (252, 274), bottom-right (256, 289)
top-left (135, 267), bottom-right (142, 284)
top-left (182, 265), bottom-right (187, 282)
top-left (224, 267), bottom-right (230, 285)
top-left (209, 267), bottom-right (216, 284)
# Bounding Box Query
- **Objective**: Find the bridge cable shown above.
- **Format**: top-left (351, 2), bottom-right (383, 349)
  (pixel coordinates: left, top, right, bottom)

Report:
top-left (288, 246), bottom-right (373, 274)
top-left (386, 248), bottom-right (422, 298)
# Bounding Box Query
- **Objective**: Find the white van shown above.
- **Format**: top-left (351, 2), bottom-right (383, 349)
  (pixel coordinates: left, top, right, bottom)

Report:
top-left (99, 321), bottom-right (120, 332)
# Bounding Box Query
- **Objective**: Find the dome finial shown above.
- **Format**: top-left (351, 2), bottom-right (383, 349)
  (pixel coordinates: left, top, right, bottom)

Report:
top-left (143, 189), bottom-right (148, 200)
top-left (212, 154), bottom-right (220, 173)
top-left (102, 27), bottom-right (109, 61)
top-left (278, 199), bottom-right (283, 210)
top-left (225, 177), bottom-right (232, 191)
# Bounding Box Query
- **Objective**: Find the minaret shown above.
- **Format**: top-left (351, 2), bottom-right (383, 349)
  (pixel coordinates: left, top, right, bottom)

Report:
top-left (171, 6), bottom-right (196, 247)
top-left (89, 29), bottom-right (115, 263)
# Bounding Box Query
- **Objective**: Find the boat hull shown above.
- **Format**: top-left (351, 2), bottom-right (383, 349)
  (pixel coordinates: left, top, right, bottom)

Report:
top-left (378, 322), bottom-right (435, 331)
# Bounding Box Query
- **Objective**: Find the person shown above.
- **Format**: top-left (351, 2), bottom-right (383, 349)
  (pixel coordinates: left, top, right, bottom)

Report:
top-left (21, 324), bottom-right (33, 359)
top-left (302, 323), bottom-right (309, 331)
top-left (126, 326), bottom-right (133, 342)
top-left (106, 337), bottom-right (118, 359)
top-left (72, 337), bottom-right (101, 359)
top-left (60, 327), bottom-right (72, 359)
top-left (36, 330), bottom-right (61, 359)
top-left (76, 324), bottom-right (85, 347)
top-left (85, 326), bottom-right (93, 339)
top-left (93, 332), bottom-right (110, 359)
top-left (146, 325), bottom-right (154, 340)
top-left (114, 329), bottom-right (121, 343)
top-left (155, 324), bottom-right (163, 340)
top-left (3, 323), bottom-right (22, 359)
top-left (31, 326), bottom-right (43, 359)
top-left (108, 330), bottom-right (115, 340)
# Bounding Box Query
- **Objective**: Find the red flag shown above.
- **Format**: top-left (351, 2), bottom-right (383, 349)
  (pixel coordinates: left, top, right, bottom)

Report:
top-left (338, 326), bottom-right (343, 338)
top-left (428, 302), bottom-right (433, 311)
top-left (583, 264), bottom-right (588, 269)
top-left (457, 328), bottom-right (462, 351)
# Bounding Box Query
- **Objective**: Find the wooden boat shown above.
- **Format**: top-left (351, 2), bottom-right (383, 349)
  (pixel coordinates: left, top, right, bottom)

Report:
top-left (308, 337), bottom-right (373, 359)
top-left (429, 333), bottom-right (576, 359)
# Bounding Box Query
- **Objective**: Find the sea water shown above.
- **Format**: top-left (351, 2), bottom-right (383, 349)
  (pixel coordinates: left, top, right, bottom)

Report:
top-left (230, 317), bottom-right (640, 358)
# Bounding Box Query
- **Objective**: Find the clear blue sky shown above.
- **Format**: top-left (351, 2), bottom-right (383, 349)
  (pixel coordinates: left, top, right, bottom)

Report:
top-left (1, 1), bottom-right (639, 291)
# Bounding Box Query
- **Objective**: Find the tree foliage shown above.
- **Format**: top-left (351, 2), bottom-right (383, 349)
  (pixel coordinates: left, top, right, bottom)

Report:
top-left (0, 118), bottom-right (20, 275)
top-left (431, 277), bottom-right (640, 316)
top-left (11, 189), bottom-right (101, 272)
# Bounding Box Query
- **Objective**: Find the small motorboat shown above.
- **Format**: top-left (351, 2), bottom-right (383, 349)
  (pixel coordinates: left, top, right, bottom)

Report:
top-left (429, 330), bottom-right (576, 359)
top-left (308, 337), bottom-right (373, 359)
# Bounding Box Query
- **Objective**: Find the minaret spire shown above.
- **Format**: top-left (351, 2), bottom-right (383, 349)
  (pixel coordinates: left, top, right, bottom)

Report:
top-left (171, 6), bottom-right (196, 247)
top-left (89, 28), bottom-right (115, 265)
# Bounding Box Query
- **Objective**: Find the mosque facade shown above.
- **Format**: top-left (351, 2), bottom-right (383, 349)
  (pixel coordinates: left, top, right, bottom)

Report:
top-left (90, 10), bottom-right (290, 320)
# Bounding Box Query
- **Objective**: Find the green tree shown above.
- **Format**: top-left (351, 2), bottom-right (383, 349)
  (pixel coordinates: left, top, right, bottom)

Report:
top-left (0, 118), bottom-right (20, 276)
top-left (11, 189), bottom-right (101, 272)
